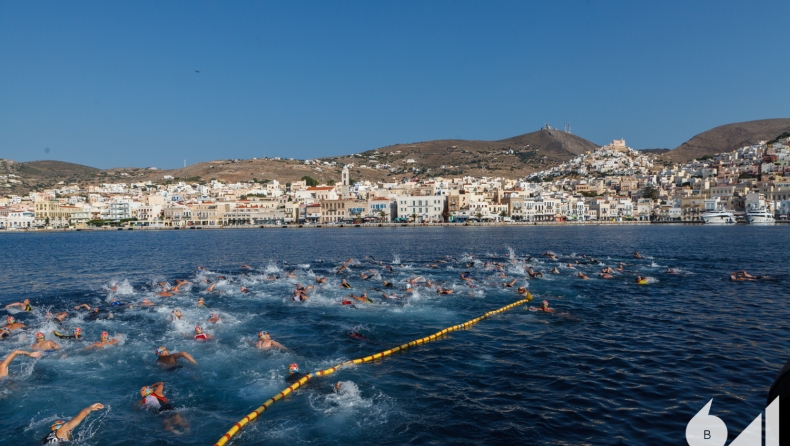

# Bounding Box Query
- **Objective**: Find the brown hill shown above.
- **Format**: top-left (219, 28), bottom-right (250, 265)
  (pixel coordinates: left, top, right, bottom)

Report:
top-left (664, 118), bottom-right (790, 163)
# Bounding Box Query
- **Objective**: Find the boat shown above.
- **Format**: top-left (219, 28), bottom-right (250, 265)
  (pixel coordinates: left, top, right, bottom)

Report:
top-left (701, 209), bottom-right (736, 224)
top-left (745, 207), bottom-right (775, 224)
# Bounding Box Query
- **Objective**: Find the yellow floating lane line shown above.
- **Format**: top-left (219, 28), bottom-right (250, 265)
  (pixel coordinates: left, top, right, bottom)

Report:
top-left (214, 296), bottom-right (530, 446)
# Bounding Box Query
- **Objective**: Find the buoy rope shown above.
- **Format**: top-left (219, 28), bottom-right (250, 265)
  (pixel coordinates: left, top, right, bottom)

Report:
top-left (214, 297), bottom-right (530, 446)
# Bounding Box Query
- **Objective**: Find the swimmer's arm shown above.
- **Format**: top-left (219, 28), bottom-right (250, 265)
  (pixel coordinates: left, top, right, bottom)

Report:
top-left (74, 304), bottom-right (91, 310)
top-left (174, 352), bottom-right (197, 364)
top-left (149, 382), bottom-right (165, 395)
top-left (271, 341), bottom-right (287, 350)
top-left (1, 350), bottom-right (40, 367)
top-left (5, 302), bottom-right (24, 309)
top-left (59, 403), bottom-right (104, 439)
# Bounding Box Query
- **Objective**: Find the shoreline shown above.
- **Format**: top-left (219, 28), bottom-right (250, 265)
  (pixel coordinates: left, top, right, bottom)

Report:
top-left (4, 220), bottom-right (789, 233)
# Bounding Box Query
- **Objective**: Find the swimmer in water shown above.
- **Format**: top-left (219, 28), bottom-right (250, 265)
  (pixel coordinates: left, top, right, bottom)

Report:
top-left (110, 283), bottom-right (118, 292)
top-left (665, 267), bottom-right (679, 274)
top-left (172, 279), bottom-right (190, 293)
top-left (504, 278), bottom-right (517, 287)
top-left (577, 272), bottom-right (590, 280)
top-left (527, 267), bottom-right (544, 278)
top-left (242, 264), bottom-right (253, 270)
top-left (1, 349), bottom-right (43, 379)
top-left (286, 363), bottom-right (306, 383)
top-left (88, 308), bottom-right (113, 320)
top-left (341, 297), bottom-right (356, 307)
top-left (197, 298), bottom-right (207, 308)
top-left (5, 299), bottom-right (32, 311)
top-left (53, 327), bottom-right (82, 340)
top-left (240, 286), bottom-right (250, 294)
top-left (207, 282), bottom-right (218, 292)
top-left (341, 278), bottom-right (352, 288)
top-left (347, 330), bottom-right (370, 341)
top-left (516, 286), bottom-right (528, 295)
top-left (141, 298), bottom-right (156, 307)
top-left (171, 309), bottom-right (183, 321)
top-left (614, 262), bottom-right (625, 272)
top-left (550, 267), bottom-right (560, 274)
top-left (566, 263), bottom-right (575, 269)
top-left (437, 287), bottom-right (453, 295)
top-left (601, 266), bottom-right (612, 274)
top-left (382, 280), bottom-right (394, 287)
top-left (532, 300), bottom-right (555, 313)
top-left (86, 331), bottom-right (119, 350)
top-left (0, 327), bottom-right (10, 340)
top-left (40, 403), bottom-right (104, 444)
top-left (636, 276), bottom-right (648, 284)
top-left (316, 276), bottom-right (327, 284)
top-left (600, 272), bottom-right (613, 279)
top-left (255, 331), bottom-right (286, 350)
top-left (155, 346), bottom-right (197, 368)
top-left (4, 316), bottom-right (25, 331)
top-left (140, 383), bottom-right (190, 434)
top-left (634, 251), bottom-right (643, 259)
top-left (349, 292), bottom-right (373, 303)
top-left (207, 313), bottom-right (220, 323)
top-left (48, 311), bottom-right (69, 323)
top-left (31, 332), bottom-right (61, 351)
top-left (193, 325), bottom-right (211, 341)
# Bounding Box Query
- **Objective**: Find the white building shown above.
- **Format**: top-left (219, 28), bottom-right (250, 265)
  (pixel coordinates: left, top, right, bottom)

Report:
top-left (396, 195), bottom-right (446, 222)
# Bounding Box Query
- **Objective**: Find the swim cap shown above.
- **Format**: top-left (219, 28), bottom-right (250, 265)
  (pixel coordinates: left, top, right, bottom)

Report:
top-left (258, 331), bottom-right (267, 339)
top-left (140, 386), bottom-right (153, 397)
top-left (542, 300), bottom-right (548, 306)
top-left (289, 363), bottom-right (299, 374)
top-left (195, 326), bottom-right (203, 334)
top-left (101, 331), bottom-right (109, 341)
top-left (51, 420), bottom-right (64, 431)
top-left (155, 346), bottom-right (167, 356)
top-left (73, 327), bottom-right (82, 335)
top-left (6, 316), bottom-right (14, 324)
top-left (35, 331), bottom-right (45, 340)
top-left (24, 299), bottom-right (30, 304)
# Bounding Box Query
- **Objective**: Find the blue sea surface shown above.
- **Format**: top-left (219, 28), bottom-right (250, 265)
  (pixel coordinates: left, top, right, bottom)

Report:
top-left (0, 226), bottom-right (788, 445)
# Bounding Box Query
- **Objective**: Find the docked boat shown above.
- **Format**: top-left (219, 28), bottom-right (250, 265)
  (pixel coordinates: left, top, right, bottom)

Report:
top-left (701, 209), bottom-right (736, 224)
top-left (745, 207), bottom-right (775, 224)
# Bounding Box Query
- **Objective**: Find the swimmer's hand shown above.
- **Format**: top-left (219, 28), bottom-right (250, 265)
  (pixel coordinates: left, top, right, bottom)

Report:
top-left (90, 403), bottom-right (104, 411)
top-left (30, 351), bottom-right (43, 358)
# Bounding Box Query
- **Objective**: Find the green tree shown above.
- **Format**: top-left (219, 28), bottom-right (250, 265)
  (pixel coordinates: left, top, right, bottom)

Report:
top-left (301, 176), bottom-right (318, 187)
top-left (327, 179), bottom-right (336, 186)
top-left (642, 185), bottom-right (660, 200)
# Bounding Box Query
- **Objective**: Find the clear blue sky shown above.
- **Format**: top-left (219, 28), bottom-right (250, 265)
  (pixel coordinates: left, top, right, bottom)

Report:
top-left (1, 1), bottom-right (788, 169)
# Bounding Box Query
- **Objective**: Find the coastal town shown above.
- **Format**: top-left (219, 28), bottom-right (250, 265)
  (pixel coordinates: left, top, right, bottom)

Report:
top-left (2, 136), bottom-right (790, 230)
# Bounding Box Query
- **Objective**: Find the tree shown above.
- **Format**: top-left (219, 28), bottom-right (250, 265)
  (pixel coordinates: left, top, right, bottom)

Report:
top-left (327, 179), bottom-right (336, 186)
top-left (642, 185), bottom-right (660, 201)
top-left (301, 176), bottom-right (318, 187)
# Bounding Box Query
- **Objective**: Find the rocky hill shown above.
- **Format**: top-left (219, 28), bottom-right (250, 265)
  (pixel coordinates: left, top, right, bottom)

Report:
top-left (663, 118), bottom-right (790, 163)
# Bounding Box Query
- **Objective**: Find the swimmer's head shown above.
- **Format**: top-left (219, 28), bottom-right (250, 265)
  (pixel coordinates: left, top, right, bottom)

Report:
top-left (288, 363), bottom-right (299, 374)
top-left (172, 309), bottom-right (182, 317)
top-left (542, 300), bottom-right (549, 307)
top-left (73, 327), bottom-right (82, 336)
top-left (258, 331), bottom-right (268, 340)
top-left (198, 298), bottom-right (205, 304)
top-left (195, 325), bottom-right (203, 334)
top-left (35, 331), bottom-right (45, 341)
top-left (51, 420), bottom-right (65, 431)
top-left (100, 331), bottom-right (109, 342)
top-left (140, 386), bottom-right (153, 397)
top-left (156, 346), bottom-right (168, 356)
top-left (23, 299), bottom-right (30, 304)
top-left (6, 316), bottom-right (15, 324)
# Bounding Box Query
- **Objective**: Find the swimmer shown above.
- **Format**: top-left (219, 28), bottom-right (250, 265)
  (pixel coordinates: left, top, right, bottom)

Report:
top-left (566, 263), bottom-right (575, 269)
top-left (405, 283), bottom-right (414, 292)
top-left (171, 309), bottom-right (183, 320)
top-left (86, 331), bottom-right (119, 350)
top-left (577, 273), bottom-right (589, 280)
top-left (347, 330), bottom-right (370, 341)
top-left (109, 298), bottom-right (126, 307)
top-left (193, 325), bottom-right (211, 341)
top-left (550, 267), bottom-right (560, 274)
top-left (5, 299), bottom-right (32, 311)
top-left (157, 290), bottom-right (174, 297)
top-left (254, 331), bottom-right (286, 350)
top-left (504, 279), bottom-right (517, 287)
top-left (634, 251), bottom-right (643, 259)
top-left (1, 350), bottom-right (42, 379)
top-left (459, 272), bottom-right (472, 280)
top-left (527, 267), bottom-right (544, 278)
top-left (665, 268), bottom-right (679, 274)
top-left (110, 283), bottom-right (118, 292)
top-left (341, 278), bottom-right (352, 288)
top-left (437, 287), bottom-right (453, 295)
top-left (172, 279), bottom-right (190, 293)
top-left (88, 308), bottom-right (113, 320)
top-left (0, 327), bottom-right (10, 340)
top-left (141, 298), bottom-right (156, 307)
top-left (242, 264), bottom-right (253, 270)
top-left (614, 262), bottom-right (625, 272)
top-left (240, 286), bottom-right (250, 294)
top-left (197, 297), bottom-right (207, 308)
top-left (635, 276), bottom-right (648, 284)
top-left (40, 403), bottom-right (104, 443)
top-left (382, 280), bottom-right (394, 288)
top-left (155, 346), bottom-right (197, 368)
top-left (286, 363), bottom-right (306, 383)
top-left (207, 282), bottom-right (218, 292)
top-left (207, 313), bottom-right (220, 323)
top-left (516, 286), bottom-right (528, 295)
top-left (600, 272), bottom-right (613, 279)
top-left (4, 316), bottom-right (25, 331)
top-left (140, 383), bottom-right (189, 434)
top-left (53, 327), bottom-right (82, 340)
top-left (316, 276), bottom-right (327, 284)
top-left (533, 300), bottom-right (555, 313)
top-left (31, 332), bottom-right (61, 351)
top-left (381, 293), bottom-right (402, 300)
top-left (601, 266), bottom-right (612, 274)
top-left (349, 292), bottom-right (373, 303)
top-left (341, 297), bottom-right (356, 307)
top-left (47, 311), bottom-right (69, 323)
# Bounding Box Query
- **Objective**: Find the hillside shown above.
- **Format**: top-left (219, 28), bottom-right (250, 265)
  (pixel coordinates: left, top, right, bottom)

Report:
top-left (1, 127), bottom-right (601, 193)
top-left (664, 118), bottom-right (790, 163)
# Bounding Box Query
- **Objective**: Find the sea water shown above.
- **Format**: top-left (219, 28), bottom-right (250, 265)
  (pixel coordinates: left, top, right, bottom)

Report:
top-left (0, 225), bottom-right (788, 445)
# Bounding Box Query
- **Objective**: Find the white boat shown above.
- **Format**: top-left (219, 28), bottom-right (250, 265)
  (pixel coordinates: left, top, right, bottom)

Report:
top-left (745, 207), bottom-right (775, 224)
top-left (701, 210), bottom-right (736, 224)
